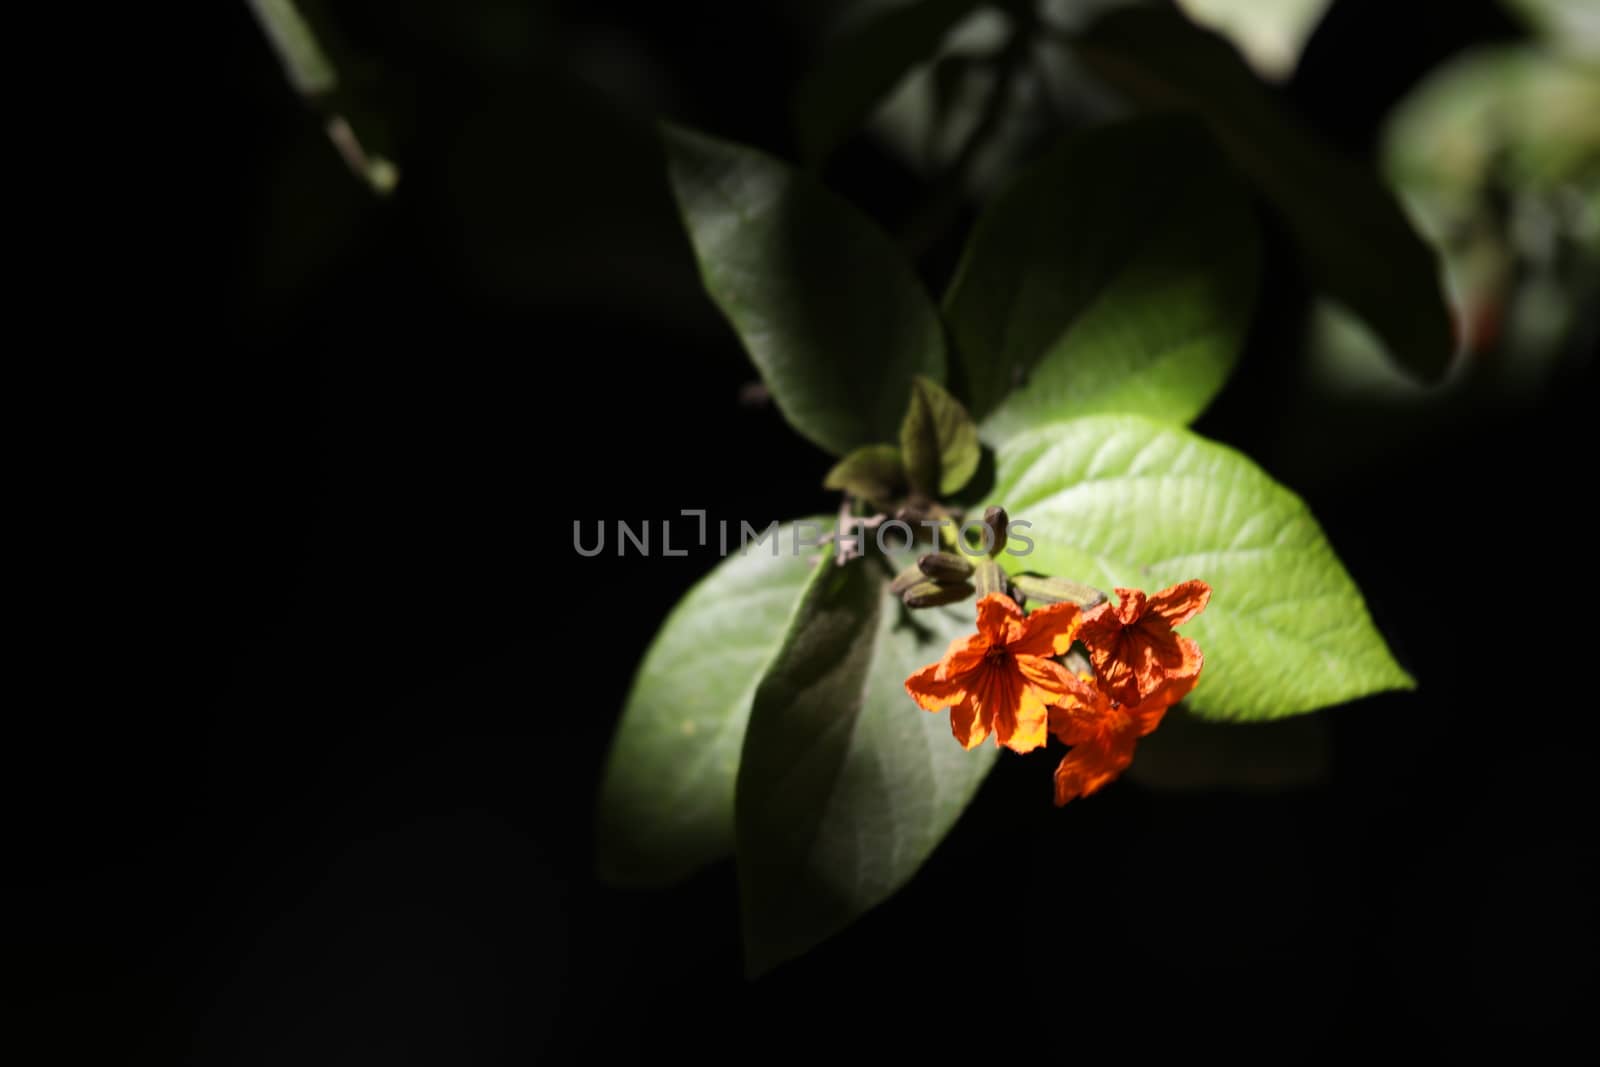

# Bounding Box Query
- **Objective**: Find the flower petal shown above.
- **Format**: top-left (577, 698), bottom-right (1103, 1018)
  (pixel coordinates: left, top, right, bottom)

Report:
top-left (1087, 631), bottom-right (1145, 707)
top-left (905, 661), bottom-right (968, 711)
top-left (967, 658), bottom-right (1046, 754)
top-left (1002, 683), bottom-right (1050, 754)
top-left (1111, 587), bottom-right (1147, 625)
top-left (938, 632), bottom-right (989, 679)
top-left (1130, 652), bottom-right (1202, 732)
top-left (1076, 601), bottom-right (1122, 652)
top-left (949, 694), bottom-right (990, 750)
top-left (1146, 580), bottom-right (1211, 628)
top-left (1133, 628), bottom-right (1190, 698)
top-left (1130, 631), bottom-right (1203, 704)
top-left (1010, 600), bottom-right (1083, 658)
top-left (1130, 700), bottom-right (1172, 738)
top-left (974, 593), bottom-right (1025, 647)
top-left (1047, 699), bottom-right (1110, 747)
top-left (1016, 654), bottom-right (1098, 707)
top-left (969, 661), bottom-right (1016, 743)
top-left (1085, 621), bottom-right (1200, 707)
top-left (1053, 732), bottom-right (1138, 806)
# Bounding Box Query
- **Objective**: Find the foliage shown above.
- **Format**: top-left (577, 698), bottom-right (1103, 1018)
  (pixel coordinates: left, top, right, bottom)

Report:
top-left (591, 0), bottom-right (1460, 971)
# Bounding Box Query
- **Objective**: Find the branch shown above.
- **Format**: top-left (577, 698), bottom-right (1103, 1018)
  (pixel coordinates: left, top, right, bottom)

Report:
top-left (245, 0), bottom-right (399, 195)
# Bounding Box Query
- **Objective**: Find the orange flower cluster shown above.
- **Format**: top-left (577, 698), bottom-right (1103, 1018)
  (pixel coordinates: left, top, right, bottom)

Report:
top-left (904, 581), bottom-right (1211, 805)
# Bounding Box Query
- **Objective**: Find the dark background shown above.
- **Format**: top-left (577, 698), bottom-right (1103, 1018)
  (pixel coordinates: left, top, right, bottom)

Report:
top-left (16, 1), bottom-right (1593, 1061)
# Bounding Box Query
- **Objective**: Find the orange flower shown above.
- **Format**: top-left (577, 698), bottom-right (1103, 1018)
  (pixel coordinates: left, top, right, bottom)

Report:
top-left (1048, 671), bottom-right (1199, 805)
top-left (905, 593), bottom-right (1094, 754)
top-left (1077, 581), bottom-right (1211, 707)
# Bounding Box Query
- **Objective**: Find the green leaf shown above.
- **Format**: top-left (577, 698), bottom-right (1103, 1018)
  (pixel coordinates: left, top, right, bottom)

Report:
top-left (663, 125), bottom-right (947, 457)
top-left (943, 116), bottom-right (1261, 437)
top-left (1504, 0), bottom-right (1600, 61)
top-left (1071, 8), bottom-right (1456, 382)
top-left (900, 375), bottom-right (981, 496)
top-left (823, 444), bottom-right (907, 506)
top-left (986, 415), bottom-right (1412, 720)
top-left (794, 0), bottom-right (985, 164)
top-left (1172, 0), bottom-right (1331, 82)
top-left (597, 520), bottom-right (825, 887)
top-left (736, 549), bottom-right (995, 975)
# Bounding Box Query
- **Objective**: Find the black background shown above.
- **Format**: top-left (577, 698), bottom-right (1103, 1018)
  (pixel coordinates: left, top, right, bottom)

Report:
top-left (16, 1), bottom-right (1594, 1061)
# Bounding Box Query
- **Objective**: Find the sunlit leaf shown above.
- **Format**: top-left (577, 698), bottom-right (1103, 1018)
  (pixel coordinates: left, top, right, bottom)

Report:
top-left (944, 116), bottom-right (1260, 435)
top-left (597, 521), bottom-right (824, 887)
top-left (1174, 0), bottom-right (1332, 82)
top-left (985, 415), bottom-right (1413, 720)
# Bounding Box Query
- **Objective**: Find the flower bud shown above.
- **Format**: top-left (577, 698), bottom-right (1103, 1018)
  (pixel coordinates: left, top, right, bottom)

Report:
top-left (917, 552), bottom-right (974, 582)
top-left (889, 563), bottom-right (928, 596)
top-left (1011, 573), bottom-right (1107, 608)
top-left (982, 506), bottom-right (1009, 559)
top-left (903, 579), bottom-right (976, 608)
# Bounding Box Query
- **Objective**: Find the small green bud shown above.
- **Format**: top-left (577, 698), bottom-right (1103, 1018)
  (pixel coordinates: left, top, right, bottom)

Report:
top-left (1011, 573), bottom-right (1107, 608)
top-left (889, 563), bottom-right (927, 596)
top-left (982, 506), bottom-right (1009, 559)
top-left (918, 552), bottom-right (974, 582)
top-left (903, 579), bottom-right (976, 608)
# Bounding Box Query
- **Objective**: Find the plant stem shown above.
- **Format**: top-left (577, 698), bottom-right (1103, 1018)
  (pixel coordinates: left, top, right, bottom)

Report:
top-left (244, 0), bottom-right (399, 195)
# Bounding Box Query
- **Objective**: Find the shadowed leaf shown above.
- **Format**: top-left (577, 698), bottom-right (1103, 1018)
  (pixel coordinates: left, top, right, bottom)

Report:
top-left (1072, 8), bottom-right (1455, 381)
top-left (900, 375), bottom-right (981, 496)
top-left (737, 549), bottom-right (994, 975)
top-left (664, 125), bottom-right (946, 457)
top-left (944, 116), bottom-right (1260, 434)
top-left (794, 0), bottom-right (986, 163)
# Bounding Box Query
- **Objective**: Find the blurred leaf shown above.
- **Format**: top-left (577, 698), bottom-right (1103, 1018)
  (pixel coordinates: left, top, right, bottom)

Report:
top-left (1503, 0), bottom-right (1600, 62)
top-left (1173, 0), bottom-right (1332, 82)
top-left (737, 549), bottom-right (995, 975)
top-left (1126, 706), bottom-right (1330, 790)
top-left (865, 7), bottom-right (1013, 178)
top-left (1264, 49), bottom-right (1600, 480)
top-left (597, 521), bottom-right (823, 887)
top-left (663, 125), bottom-right (947, 457)
top-left (247, 0), bottom-right (337, 94)
top-left (900, 375), bottom-right (981, 496)
top-left (944, 116), bottom-right (1260, 435)
top-left (1386, 47), bottom-right (1600, 195)
top-left (823, 444), bottom-right (907, 504)
top-left (794, 0), bottom-right (986, 163)
top-left (1383, 47), bottom-right (1599, 376)
top-left (1072, 7), bottom-right (1456, 382)
top-left (985, 415), bottom-right (1413, 721)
